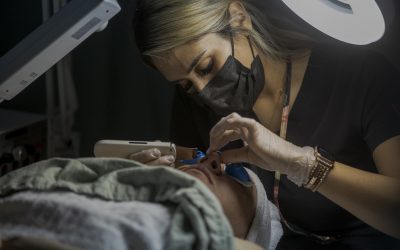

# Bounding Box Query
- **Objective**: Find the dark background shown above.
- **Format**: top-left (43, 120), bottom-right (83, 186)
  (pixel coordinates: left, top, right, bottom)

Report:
top-left (0, 0), bottom-right (399, 156)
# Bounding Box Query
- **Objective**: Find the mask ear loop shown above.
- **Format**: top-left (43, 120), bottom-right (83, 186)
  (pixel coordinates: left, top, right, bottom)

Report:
top-left (247, 36), bottom-right (257, 89)
top-left (229, 31), bottom-right (235, 58)
top-left (230, 32), bottom-right (256, 60)
top-left (247, 36), bottom-right (256, 60)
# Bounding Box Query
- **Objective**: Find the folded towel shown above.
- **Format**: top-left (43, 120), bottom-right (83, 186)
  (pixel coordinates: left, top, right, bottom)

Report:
top-left (0, 191), bottom-right (171, 250)
top-left (0, 157), bottom-right (234, 250)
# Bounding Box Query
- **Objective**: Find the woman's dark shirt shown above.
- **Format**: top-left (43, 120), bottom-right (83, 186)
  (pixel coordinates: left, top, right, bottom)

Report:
top-left (169, 43), bottom-right (400, 249)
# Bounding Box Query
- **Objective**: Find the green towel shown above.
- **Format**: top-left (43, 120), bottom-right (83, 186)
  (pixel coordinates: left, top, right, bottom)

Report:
top-left (0, 157), bottom-right (233, 250)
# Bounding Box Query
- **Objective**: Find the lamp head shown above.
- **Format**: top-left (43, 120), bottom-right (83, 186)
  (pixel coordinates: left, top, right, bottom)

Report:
top-left (280, 0), bottom-right (386, 45)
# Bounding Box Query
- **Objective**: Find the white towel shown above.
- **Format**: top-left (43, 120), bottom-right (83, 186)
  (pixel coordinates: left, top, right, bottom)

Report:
top-left (245, 169), bottom-right (283, 250)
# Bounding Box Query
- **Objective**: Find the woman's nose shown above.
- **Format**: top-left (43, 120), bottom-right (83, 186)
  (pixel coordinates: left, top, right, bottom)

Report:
top-left (198, 152), bottom-right (223, 175)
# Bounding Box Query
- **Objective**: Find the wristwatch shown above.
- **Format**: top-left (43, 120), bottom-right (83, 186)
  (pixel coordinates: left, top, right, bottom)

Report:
top-left (304, 146), bottom-right (335, 192)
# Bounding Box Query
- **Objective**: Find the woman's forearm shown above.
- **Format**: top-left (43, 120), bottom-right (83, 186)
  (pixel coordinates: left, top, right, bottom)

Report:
top-left (207, 113), bottom-right (400, 238)
top-left (318, 162), bottom-right (400, 239)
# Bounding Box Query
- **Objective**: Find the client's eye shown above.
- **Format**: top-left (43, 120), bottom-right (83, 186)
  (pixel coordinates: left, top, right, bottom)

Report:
top-left (196, 58), bottom-right (214, 77)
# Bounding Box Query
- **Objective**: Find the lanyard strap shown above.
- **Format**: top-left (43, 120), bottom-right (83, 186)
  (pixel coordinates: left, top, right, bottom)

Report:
top-left (272, 59), bottom-right (339, 242)
top-left (273, 59), bottom-right (291, 206)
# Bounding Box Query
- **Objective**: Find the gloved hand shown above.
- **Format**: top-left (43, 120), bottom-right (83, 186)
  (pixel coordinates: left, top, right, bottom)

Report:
top-left (129, 148), bottom-right (175, 167)
top-left (207, 113), bottom-right (316, 186)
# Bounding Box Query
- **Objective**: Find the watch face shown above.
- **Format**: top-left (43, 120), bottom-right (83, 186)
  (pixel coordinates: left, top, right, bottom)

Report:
top-left (318, 147), bottom-right (334, 161)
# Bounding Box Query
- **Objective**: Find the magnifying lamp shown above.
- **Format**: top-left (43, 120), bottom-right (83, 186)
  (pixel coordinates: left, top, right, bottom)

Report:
top-left (280, 0), bottom-right (386, 45)
top-left (0, 0), bottom-right (120, 103)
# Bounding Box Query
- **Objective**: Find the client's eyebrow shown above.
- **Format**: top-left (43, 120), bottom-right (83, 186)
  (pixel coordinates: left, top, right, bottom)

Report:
top-left (187, 50), bottom-right (207, 74)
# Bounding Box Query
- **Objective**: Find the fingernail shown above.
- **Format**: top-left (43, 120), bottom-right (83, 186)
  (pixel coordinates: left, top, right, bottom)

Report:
top-left (216, 151), bottom-right (224, 164)
top-left (166, 155), bottom-right (175, 163)
top-left (152, 149), bottom-right (161, 158)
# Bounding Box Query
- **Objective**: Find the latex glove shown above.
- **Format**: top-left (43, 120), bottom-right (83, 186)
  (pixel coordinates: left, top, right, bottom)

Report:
top-left (129, 148), bottom-right (175, 167)
top-left (207, 113), bottom-right (315, 186)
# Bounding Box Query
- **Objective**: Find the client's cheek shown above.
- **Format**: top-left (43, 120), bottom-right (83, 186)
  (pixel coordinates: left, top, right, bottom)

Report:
top-left (193, 175), bottom-right (216, 193)
top-left (185, 169), bottom-right (210, 185)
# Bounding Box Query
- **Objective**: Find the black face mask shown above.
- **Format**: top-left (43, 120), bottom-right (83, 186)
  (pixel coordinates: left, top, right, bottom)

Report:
top-left (192, 35), bottom-right (265, 117)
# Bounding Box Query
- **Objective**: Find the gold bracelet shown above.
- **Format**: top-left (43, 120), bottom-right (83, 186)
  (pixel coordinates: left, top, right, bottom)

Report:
top-left (304, 146), bottom-right (334, 192)
top-left (313, 166), bottom-right (332, 192)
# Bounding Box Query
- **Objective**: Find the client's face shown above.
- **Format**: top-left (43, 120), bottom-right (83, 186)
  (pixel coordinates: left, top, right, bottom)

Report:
top-left (178, 153), bottom-right (256, 238)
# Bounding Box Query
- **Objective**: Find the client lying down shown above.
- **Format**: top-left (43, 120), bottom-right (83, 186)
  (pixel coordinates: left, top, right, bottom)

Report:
top-left (0, 156), bottom-right (282, 250)
top-left (177, 152), bottom-right (282, 249)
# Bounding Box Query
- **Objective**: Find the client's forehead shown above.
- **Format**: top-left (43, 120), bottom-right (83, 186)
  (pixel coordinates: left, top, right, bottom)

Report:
top-left (178, 164), bottom-right (240, 188)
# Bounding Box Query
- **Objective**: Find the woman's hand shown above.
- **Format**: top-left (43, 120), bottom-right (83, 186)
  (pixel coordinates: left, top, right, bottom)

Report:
top-left (128, 148), bottom-right (175, 167)
top-left (207, 113), bottom-right (315, 185)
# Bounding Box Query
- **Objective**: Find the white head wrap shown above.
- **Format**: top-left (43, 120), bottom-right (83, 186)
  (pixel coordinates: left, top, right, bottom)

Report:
top-left (245, 169), bottom-right (283, 250)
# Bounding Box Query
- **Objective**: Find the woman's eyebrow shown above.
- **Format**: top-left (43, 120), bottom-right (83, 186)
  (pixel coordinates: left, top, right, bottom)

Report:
top-left (187, 50), bottom-right (207, 74)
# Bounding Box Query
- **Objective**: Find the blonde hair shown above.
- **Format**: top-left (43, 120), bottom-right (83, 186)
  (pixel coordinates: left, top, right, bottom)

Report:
top-left (133, 0), bottom-right (311, 62)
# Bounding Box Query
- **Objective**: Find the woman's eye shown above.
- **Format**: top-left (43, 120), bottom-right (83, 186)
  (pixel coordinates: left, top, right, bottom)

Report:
top-left (180, 80), bottom-right (196, 94)
top-left (197, 59), bottom-right (214, 76)
top-left (186, 83), bottom-right (196, 94)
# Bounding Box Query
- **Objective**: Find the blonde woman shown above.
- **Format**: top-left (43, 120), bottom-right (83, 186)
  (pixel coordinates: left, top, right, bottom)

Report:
top-left (131, 0), bottom-right (400, 249)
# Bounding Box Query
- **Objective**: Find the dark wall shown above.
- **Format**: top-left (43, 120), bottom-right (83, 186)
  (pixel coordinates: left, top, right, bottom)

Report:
top-left (72, 0), bottom-right (174, 156)
top-left (372, 1), bottom-right (400, 69)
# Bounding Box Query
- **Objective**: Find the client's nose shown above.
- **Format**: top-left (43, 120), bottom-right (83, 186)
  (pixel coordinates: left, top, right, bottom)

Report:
top-left (198, 152), bottom-right (223, 175)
